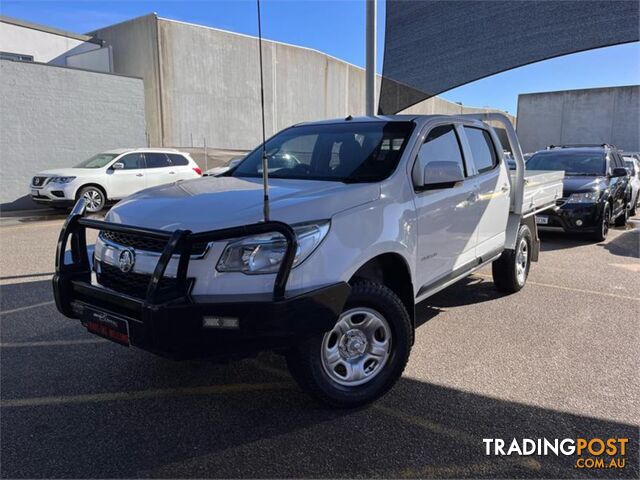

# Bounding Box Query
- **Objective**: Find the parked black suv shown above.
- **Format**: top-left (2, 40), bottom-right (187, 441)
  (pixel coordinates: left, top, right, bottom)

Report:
top-left (527, 144), bottom-right (631, 241)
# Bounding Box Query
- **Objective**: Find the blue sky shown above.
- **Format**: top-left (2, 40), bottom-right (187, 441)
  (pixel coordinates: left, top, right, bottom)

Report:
top-left (2, 0), bottom-right (638, 113)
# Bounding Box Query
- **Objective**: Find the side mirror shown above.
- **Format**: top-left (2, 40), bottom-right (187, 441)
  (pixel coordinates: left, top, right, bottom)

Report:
top-left (611, 167), bottom-right (628, 178)
top-left (111, 162), bottom-right (124, 170)
top-left (415, 161), bottom-right (464, 190)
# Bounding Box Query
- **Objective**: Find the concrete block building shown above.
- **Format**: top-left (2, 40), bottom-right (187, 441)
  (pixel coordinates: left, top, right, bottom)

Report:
top-left (517, 85), bottom-right (640, 153)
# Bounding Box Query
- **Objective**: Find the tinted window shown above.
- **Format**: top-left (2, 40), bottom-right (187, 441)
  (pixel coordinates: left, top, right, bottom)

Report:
top-left (414, 125), bottom-right (465, 183)
top-left (465, 127), bottom-right (497, 174)
top-left (145, 153), bottom-right (171, 169)
top-left (117, 153), bottom-right (142, 170)
top-left (527, 151), bottom-right (606, 176)
top-left (168, 154), bottom-right (189, 166)
top-left (233, 122), bottom-right (414, 183)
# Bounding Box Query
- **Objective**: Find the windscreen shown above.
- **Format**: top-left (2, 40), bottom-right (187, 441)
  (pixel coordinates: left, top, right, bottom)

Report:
top-left (232, 122), bottom-right (415, 183)
top-left (75, 153), bottom-right (118, 168)
top-left (527, 152), bottom-right (606, 176)
top-left (379, 0), bottom-right (639, 114)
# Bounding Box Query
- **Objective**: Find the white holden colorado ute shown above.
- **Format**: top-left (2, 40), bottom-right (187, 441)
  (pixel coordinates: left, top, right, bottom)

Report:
top-left (53, 114), bottom-right (563, 407)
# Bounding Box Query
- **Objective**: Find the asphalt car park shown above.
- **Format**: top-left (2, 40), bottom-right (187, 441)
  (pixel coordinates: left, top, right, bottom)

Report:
top-left (1, 212), bottom-right (638, 478)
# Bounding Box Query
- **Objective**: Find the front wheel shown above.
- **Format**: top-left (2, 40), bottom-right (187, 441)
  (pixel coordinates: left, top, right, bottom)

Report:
top-left (285, 281), bottom-right (412, 408)
top-left (491, 224), bottom-right (532, 293)
top-left (78, 186), bottom-right (106, 213)
top-left (591, 203), bottom-right (611, 242)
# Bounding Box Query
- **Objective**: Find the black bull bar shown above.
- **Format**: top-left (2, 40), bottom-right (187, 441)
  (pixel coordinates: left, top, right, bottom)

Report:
top-left (52, 200), bottom-right (350, 359)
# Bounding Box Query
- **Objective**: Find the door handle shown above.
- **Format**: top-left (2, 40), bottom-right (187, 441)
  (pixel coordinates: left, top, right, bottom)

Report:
top-left (136, 173), bottom-right (143, 177)
top-left (169, 171), bottom-right (176, 174)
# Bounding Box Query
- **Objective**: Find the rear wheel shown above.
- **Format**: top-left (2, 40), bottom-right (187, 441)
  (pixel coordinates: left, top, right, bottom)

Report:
top-left (491, 224), bottom-right (532, 293)
top-left (591, 204), bottom-right (610, 241)
top-left (285, 281), bottom-right (412, 408)
top-left (78, 186), bottom-right (106, 213)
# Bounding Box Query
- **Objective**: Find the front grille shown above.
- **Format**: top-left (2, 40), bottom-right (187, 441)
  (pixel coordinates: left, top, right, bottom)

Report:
top-left (32, 176), bottom-right (48, 187)
top-left (96, 261), bottom-right (180, 299)
top-left (99, 231), bottom-right (209, 256)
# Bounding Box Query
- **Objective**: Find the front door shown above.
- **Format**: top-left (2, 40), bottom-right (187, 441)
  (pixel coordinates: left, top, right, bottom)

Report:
top-left (413, 124), bottom-right (481, 295)
top-left (107, 153), bottom-right (146, 199)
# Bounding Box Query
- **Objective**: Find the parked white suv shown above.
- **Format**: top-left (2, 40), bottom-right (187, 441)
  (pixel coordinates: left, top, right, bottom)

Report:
top-left (53, 114), bottom-right (563, 407)
top-left (30, 148), bottom-right (202, 213)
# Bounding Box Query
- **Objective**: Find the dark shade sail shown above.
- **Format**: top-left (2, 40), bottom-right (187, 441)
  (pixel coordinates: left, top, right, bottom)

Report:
top-left (379, 0), bottom-right (640, 114)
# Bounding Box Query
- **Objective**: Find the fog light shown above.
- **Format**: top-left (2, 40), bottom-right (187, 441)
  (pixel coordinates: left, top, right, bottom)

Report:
top-left (575, 219), bottom-right (583, 227)
top-left (202, 316), bottom-right (239, 329)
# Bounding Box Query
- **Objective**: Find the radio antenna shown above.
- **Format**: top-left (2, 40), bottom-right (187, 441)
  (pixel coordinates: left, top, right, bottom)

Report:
top-left (256, 0), bottom-right (270, 221)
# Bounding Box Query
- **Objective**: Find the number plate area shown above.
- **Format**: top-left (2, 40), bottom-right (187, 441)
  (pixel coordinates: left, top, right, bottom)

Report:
top-left (82, 307), bottom-right (130, 346)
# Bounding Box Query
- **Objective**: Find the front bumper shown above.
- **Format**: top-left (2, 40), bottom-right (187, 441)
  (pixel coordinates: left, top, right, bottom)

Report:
top-left (538, 201), bottom-right (603, 233)
top-left (53, 200), bottom-right (350, 360)
top-left (30, 181), bottom-right (76, 206)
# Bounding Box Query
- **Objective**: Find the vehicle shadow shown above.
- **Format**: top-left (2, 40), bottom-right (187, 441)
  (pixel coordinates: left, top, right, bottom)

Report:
top-left (602, 228), bottom-right (640, 259)
top-left (538, 231), bottom-right (595, 252)
top-left (1, 280), bottom-right (637, 479)
top-left (415, 275), bottom-right (506, 328)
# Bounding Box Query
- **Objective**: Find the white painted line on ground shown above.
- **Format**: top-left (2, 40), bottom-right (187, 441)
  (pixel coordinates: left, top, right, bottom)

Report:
top-left (475, 274), bottom-right (640, 301)
top-left (0, 338), bottom-right (107, 348)
top-left (1, 382), bottom-right (294, 408)
top-left (0, 300), bottom-right (55, 315)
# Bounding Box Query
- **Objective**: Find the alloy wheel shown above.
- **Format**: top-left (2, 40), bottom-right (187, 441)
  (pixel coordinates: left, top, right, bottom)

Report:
top-left (83, 189), bottom-right (104, 212)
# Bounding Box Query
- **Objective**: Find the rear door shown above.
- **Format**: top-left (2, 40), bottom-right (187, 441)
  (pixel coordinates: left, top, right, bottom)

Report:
top-left (143, 152), bottom-right (175, 188)
top-left (167, 153), bottom-right (198, 180)
top-left (413, 123), bottom-right (481, 294)
top-left (107, 153), bottom-right (146, 199)
top-left (461, 126), bottom-right (510, 260)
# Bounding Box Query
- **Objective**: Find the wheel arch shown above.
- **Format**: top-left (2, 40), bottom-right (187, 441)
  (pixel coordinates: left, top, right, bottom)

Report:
top-left (75, 183), bottom-right (108, 201)
top-left (348, 252), bottom-right (415, 329)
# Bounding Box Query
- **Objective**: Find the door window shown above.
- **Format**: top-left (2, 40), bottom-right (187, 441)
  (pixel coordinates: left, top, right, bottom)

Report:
top-left (168, 154), bottom-right (189, 166)
top-left (117, 153), bottom-right (142, 170)
top-left (414, 125), bottom-right (466, 186)
top-left (145, 153), bottom-right (171, 169)
top-left (464, 127), bottom-right (498, 174)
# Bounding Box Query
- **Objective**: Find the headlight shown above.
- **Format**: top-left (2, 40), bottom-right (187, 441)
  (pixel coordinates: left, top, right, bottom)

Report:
top-left (216, 221), bottom-right (330, 274)
top-left (50, 176), bottom-right (76, 184)
top-left (567, 191), bottom-right (600, 203)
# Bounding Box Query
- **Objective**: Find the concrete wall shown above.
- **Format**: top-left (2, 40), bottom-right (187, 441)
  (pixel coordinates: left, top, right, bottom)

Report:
top-left (94, 15), bottom-right (513, 153)
top-left (517, 86), bottom-right (640, 153)
top-left (91, 14), bottom-right (163, 146)
top-left (0, 60), bottom-right (146, 210)
top-left (0, 18), bottom-right (106, 69)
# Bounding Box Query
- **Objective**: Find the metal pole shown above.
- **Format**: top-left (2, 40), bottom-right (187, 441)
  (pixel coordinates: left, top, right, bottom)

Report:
top-left (204, 137), bottom-right (208, 172)
top-left (365, 0), bottom-right (376, 116)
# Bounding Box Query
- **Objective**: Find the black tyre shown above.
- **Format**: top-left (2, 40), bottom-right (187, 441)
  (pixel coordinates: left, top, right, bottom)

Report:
top-left (591, 203), bottom-right (610, 242)
top-left (491, 224), bottom-right (532, 293)
top-left (285, 280), bottom-right (412, 408)
top-left (78, 186), bottom-right (106, 213)
top-left (614, 200), bottom-right (628, 227)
